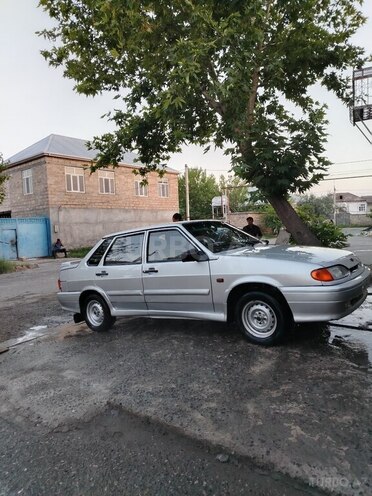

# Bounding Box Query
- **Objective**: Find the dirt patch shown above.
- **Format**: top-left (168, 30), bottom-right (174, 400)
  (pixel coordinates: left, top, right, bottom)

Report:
top-left (56, 322), bottom-right (92, 340)
top-left (14, 262), bottom-right (39, 271)
top-left (0, 293), bottom-right (71, 343)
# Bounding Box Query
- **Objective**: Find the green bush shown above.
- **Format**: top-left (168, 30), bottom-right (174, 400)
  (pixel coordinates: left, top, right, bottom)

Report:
top-left (68, 246), bottom-right (92, 258)
top-left (296, 206), bottom-right (348, 248)
top-left (262, 205), bottom-right (348, 248)
top-left (0, 259), bottom-right (15, 274)
top-left (262, 205), bottom-right (282, 235)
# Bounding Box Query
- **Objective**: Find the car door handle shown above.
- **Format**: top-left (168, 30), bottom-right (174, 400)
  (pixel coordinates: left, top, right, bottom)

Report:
top-left (95, 271), bottom-right (109, 277)
top-left (143, 267), bottom-right (158, 273)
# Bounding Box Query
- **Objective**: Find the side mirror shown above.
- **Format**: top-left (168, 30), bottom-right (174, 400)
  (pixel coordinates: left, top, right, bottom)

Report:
top-left (182, 248), bottom-right (209, 262)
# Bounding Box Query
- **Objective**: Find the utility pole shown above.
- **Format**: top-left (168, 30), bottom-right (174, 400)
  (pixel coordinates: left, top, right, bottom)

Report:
top-left (333, 182), bottom-right (337, 225)
top-left (185, 164), bottom-right (190, 220)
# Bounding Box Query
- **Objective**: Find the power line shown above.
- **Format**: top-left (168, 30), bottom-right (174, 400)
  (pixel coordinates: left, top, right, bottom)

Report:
top-left (322, 174), bottom-right (372, 181)
top-left (331, 158), bottom-right (372, 166)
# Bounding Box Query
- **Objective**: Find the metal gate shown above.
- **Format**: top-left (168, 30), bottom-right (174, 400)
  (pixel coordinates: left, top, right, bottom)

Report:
top-left (1, 229), bottom-right (18, 259)
top-left (0, 218), bottom-right (51, 260)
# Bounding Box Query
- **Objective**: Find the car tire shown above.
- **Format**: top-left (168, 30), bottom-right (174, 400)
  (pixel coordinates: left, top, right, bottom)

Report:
top-left (82, 294), bottom-right (116, 332)
top-left (235, 291), bottom-right (290, 345)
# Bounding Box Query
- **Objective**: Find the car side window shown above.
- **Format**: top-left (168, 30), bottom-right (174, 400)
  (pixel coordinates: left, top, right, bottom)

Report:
top-left (104, 234), bottom-right (143, 265)
top-left (147, 230), bottom-right (195, 263)
top-left (87, 237), bottom-right (113, 266)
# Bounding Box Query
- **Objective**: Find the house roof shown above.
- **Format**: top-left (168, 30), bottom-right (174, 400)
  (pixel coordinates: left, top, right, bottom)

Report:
top-left (335, 192), bottom-right (365, 202)
top-left (6, 134), bottom-right (178, 173)
top-left (361, 195), bottom-right (372, 204)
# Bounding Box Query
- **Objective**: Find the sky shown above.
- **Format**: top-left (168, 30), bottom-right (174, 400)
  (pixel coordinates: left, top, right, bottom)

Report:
top-left (1, 0), bottom-right (371, 197)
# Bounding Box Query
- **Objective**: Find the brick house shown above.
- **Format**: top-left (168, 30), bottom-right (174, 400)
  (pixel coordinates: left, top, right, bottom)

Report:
top-left (1, 134), bottom-right (179, 248)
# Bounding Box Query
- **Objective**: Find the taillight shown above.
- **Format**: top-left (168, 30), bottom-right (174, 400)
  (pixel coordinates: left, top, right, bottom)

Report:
top-left (58, 278), bottom-right (62, 291)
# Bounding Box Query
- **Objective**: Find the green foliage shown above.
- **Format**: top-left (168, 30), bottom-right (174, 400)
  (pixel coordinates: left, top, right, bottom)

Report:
top-left (38, 1), bottom-right (367, 243)
top-left (0, 259), bottom-right (14, 274)
top-left (219, 175), bottom-right (249, 212)
top-left (296, 193), bottom-right (334, 219)
top-left (0, 153), bottom-right (9, 205)
top-left (244, 189), bottom-right (271, 212)
top-left (296, 206), bottom-right (348, 248)
top-left (39, 1), bottom-right (366, 177)
top-left (68, 246), bottom-right (92, 258)
top-left (262, 202), bottom-right (347, 248)
top-left (178, 168), bottom-right (219, 219)
top-left (262, 205), bottom-right (282, 235)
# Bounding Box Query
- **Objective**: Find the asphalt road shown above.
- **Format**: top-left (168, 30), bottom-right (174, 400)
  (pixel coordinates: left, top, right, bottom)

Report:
top-left (0, 239), bottom-right (371, 496)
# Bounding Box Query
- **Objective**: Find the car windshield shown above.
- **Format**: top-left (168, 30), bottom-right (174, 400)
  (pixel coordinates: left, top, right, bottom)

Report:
top-left (184, 221), bottom-right (260, 253)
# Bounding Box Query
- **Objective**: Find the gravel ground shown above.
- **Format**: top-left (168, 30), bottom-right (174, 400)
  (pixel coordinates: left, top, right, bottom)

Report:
top-left (0, 293), bottom-right (71, 343)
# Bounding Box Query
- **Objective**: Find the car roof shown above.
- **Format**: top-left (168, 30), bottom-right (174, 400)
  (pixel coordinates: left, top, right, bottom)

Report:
top-left (102, 219), bottom-right (225, 239)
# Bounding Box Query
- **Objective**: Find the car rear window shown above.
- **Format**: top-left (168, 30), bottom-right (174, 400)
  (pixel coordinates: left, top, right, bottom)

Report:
top-left (87, 237), bottom-right (113, 266)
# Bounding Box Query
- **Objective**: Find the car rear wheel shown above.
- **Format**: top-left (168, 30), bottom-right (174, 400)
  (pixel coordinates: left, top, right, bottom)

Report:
top-left (82, 294), bottom-right (116, 332)
top-left (235, 291), bottom-right (290, 345)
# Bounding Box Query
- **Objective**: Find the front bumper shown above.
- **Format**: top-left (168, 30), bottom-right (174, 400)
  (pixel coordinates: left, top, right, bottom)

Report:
top-left (282, 267), bottom-right (371, 322)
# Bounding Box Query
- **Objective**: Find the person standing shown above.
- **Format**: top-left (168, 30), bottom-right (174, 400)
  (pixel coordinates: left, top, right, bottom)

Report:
top-left (242, 217), bottom-right (262, 238)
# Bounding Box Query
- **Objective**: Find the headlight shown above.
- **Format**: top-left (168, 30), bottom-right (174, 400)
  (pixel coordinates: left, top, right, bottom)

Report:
top-left (311, 265), bottom-right (349, 281)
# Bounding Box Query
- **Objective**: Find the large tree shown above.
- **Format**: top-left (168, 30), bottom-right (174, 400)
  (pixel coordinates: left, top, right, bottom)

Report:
top-left (296, 193), bottom-right (334, 219)
top-left (0, 153), bottom-right (8, 205)
top-left (39, 0), bottom-right (367, 244)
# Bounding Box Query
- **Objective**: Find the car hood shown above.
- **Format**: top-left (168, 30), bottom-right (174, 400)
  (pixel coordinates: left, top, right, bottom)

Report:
top-left (228, 244), bottom-right (359, 268)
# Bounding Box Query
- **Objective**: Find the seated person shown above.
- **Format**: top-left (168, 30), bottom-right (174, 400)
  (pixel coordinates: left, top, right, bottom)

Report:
top-left (52, 238), bottom-right (68, 258)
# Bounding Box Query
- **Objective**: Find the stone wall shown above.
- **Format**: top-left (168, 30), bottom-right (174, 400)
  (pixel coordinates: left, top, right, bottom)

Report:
top-left (348, 214), bottom-right (372, 226)
top-left (45, 157), bottom-right (179, 212)
top-left (2, 158), bottom-right (50, 217)
top-left (226, 212), bottom-right (270, 233)
top-left (51, 206), bottom-right (177, 248)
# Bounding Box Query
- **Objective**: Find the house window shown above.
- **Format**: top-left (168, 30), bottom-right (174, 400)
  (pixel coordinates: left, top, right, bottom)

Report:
top-left (359, 204), bottom-right (366, 212)
top-left (158, 179), bottom-right (169, 198)
top-left (65, 167), bottom-right (85, 193)
top-left (134, 180), bottom-right (148, 197)
top-left (99, 171), bottom-right (115, 194)
top-left (22, 169), bottom-right (33, 195)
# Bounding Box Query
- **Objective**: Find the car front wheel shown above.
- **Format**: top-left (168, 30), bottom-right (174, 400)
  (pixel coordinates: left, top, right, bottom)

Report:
top-left (235, 291), bottom-right (290, 345)
top-left (82, 294), bottom-right (116, 332)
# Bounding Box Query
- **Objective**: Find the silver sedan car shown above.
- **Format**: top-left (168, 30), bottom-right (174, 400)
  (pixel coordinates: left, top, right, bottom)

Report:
top-left (57, 220), bottom-right (370, 345)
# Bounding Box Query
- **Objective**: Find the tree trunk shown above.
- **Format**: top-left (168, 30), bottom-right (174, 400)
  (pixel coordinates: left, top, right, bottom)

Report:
top-left (267, 194), bottom-right (322, 246)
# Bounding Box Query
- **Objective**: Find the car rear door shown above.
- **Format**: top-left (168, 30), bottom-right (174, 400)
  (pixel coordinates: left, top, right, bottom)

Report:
top-left (142, 228), bottom-right (213, 315)
top-left (96, 233), bottom-right (146, 312)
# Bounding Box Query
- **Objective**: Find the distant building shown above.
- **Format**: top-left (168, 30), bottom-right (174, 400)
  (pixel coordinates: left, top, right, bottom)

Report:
top-left (335, 192), bottom-right (368, 214)
top-left (1, 134), bottom-right (179, 248)
top-left (335, 192), bottom-right (372, 226)
top-left (362, 195), bottom-right (372, 213)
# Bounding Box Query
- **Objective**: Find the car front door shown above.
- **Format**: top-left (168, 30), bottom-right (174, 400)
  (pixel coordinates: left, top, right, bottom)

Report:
top-left (142, 229), bottom-right (213, 316)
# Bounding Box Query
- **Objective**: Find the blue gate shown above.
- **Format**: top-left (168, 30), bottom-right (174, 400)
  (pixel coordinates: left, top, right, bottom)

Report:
top-left (0, 218), bottom-right (51, 260)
